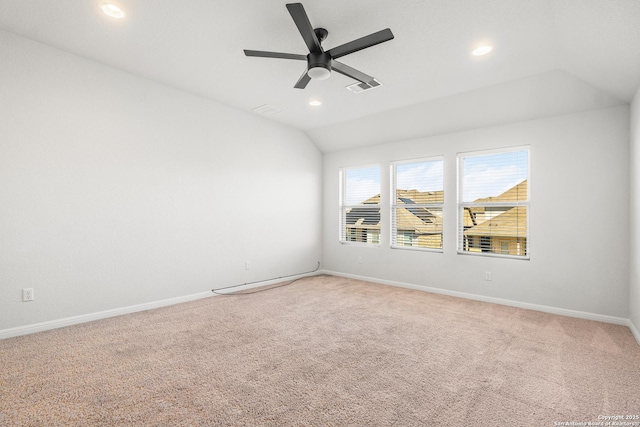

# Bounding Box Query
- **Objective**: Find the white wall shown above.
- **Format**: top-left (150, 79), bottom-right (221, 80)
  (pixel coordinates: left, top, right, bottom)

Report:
top-left (630, 87), bottom-right (640, 338)
top-left (324, 106), bottom-right (630, 318)
top-left (308, 70), bottom-right (624, 153)
top-left (0, 31), bottom-right (322, 331)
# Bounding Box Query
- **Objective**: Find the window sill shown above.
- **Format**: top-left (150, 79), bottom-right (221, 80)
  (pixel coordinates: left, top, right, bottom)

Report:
top-left (457, 250), bottom-right (530, 260)
top-left (391, 245), bottom-right (443, 253)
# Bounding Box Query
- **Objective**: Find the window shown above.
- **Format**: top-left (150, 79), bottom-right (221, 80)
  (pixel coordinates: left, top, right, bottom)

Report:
top-left (391, 157), bottom-right (444, 250)
top-left (340, 165), bottom-right (381, 244)
top-left (458, 148), bottom-right (529, 258)
top-left (398, 231), bottom-right (416, 246)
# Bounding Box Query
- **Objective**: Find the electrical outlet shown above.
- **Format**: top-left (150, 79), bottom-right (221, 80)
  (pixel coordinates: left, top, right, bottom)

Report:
top-left (357, 257), bottom-right (363, 264)
top-left (22, 288), bottom-right (34, 302)
top-left (485, 271), bottom-right (492, 281)
top-left (245, 261), bottom-right (250, 270)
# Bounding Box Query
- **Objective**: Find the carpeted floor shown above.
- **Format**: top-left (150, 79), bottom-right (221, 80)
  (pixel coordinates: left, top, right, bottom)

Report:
top-left (1, 275), bottom-right (639, 426)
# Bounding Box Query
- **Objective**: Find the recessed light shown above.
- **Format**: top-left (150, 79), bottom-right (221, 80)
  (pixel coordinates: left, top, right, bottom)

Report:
top-left (472, 45), bottom-right (493, 56)
top-left (309, 100), bottom-right (322, 106)
top-left (100, 3), bottom-right (125, 18)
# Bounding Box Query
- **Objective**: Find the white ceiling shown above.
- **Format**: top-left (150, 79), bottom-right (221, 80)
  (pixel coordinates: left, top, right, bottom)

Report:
top-left (1, 0), bottom-right (639, 152)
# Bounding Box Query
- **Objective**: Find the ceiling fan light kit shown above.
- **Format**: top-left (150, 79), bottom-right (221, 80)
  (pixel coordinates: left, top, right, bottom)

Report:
top-left (307, 51), bottom-right (332, 80)
top-left (244, 3), bottom-right (394, 89)
top-left (308, 66), bottom-right (331, 80)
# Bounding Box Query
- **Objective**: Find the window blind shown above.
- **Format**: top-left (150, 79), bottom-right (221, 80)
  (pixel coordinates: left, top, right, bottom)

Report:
top-left (458, 148), bottom-right (529, 258)
top-left (340, 165), bottom-right (381, 244)
top-left (391, 158), bottom-right (444, 250)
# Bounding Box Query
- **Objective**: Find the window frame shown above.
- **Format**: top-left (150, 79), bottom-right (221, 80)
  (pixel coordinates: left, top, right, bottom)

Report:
top-left (457, 146), bottom-right (530, 260)
top-left (339, 164), bottom-right (382, 246)
top-left (390, 156), bottom-right (444, 252)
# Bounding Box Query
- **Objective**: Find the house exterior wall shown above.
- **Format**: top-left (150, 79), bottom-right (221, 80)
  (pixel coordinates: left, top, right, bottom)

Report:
top-left (466, 236), bottom-right (526, 256)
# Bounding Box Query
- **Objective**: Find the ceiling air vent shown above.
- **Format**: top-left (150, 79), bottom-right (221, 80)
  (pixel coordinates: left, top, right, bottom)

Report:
top-left (346, 79), bottom-right (381, 94)
top-left (252, 104), bottom-right (282, 116)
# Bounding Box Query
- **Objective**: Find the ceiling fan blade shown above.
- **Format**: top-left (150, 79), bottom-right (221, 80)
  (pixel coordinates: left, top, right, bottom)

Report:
top-left (244, 50), bottom-right (307, 61)
top-left (286, 3), bottom-right (322, 53)
top-left (294, 69), bottom-right (311, 89)
top-left (327, 28), bottom-right (394, 59)
top-left (331, 60), bottom-right (374, 84)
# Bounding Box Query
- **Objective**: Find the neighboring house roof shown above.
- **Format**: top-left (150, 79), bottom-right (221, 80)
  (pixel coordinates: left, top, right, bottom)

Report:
top-left (345, 205), bottom-right (380, 228)
top-left (395, 190), bottom-right (442, 234)
top-left (464, 206), bottom-right (527, 237)
top-left (463, 180), bottom-right (528, 238)
top-left (397, 189), bottom-right (444, 204)
top-left (346, 190), bottom-right (443, 233)
top-left (474, 180), bottom-right (528, 203)
top-left (462, 207), bottom-right (484, 228)
top-left (395, 205), bottom-right (441, 235)
top-left (345, 182), bottom-right (527, 238)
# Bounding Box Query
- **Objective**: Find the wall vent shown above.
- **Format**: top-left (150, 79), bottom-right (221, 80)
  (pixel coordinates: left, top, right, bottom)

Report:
top-left (346, 79), bottom-right (381, 94)
top-left (252, 104), bottom-right (282, 116)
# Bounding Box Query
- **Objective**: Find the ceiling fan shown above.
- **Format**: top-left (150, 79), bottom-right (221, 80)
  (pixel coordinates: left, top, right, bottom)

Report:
top-left (243, 3), bottom-right (394, 89)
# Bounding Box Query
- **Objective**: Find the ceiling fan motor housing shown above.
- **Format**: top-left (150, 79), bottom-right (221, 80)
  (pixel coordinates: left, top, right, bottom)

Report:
top-left (307, 52), bottom-right (332, 79)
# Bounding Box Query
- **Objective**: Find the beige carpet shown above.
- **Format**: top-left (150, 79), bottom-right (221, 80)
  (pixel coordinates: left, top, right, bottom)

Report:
top-left (1, 275), bottom-right (639, 426)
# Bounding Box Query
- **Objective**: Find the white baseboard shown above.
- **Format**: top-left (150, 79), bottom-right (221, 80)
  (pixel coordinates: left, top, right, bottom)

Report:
top-left (0, 291), bottom-right (213, 340)
top-left (0, 272), bottom-right (319, 340)
top-left (4, 271), bottom-right (637, 347)
top-left (629, 319), bottom-right (640, 347)
top-left (321, 270), bottom-right (632, 327)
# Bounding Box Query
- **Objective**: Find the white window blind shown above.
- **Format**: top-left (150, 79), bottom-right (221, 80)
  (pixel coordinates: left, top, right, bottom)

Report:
top-left (340, 165), bottom-right (381, 244)
top-left (391, 158), bottom-right (444, 250)
top-left (458, 148), bottom-right (529, 258)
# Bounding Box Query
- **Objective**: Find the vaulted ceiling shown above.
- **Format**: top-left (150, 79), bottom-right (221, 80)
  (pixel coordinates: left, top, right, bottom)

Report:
top-left (1, 0), bottom-right (639, 152)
